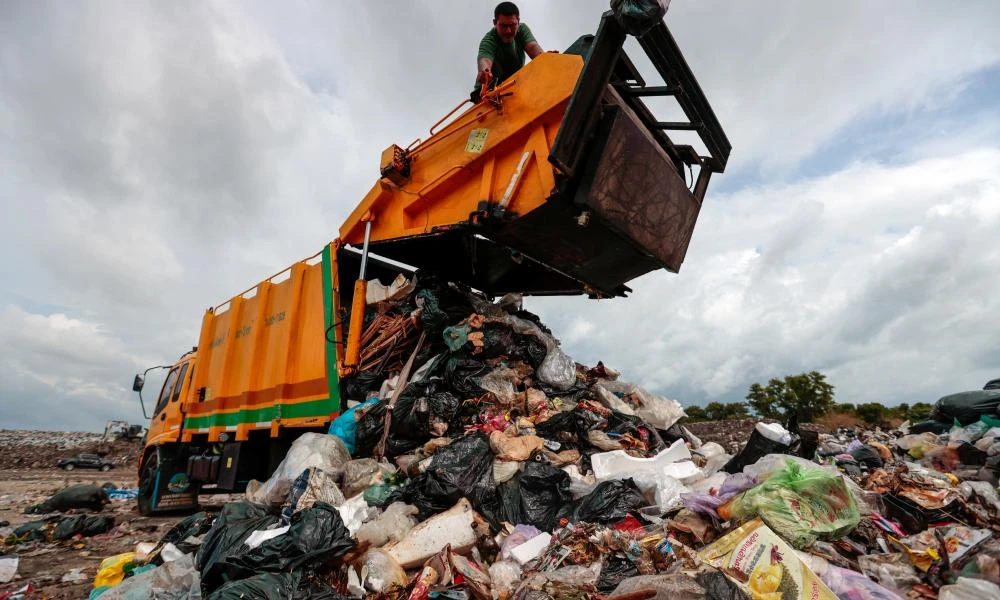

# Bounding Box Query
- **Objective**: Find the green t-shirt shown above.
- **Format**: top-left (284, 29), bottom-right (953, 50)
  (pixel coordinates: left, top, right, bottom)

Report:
top-left (474, 23), bottom-right (536, 94)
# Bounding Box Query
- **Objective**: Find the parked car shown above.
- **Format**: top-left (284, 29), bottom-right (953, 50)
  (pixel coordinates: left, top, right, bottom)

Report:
top-left (57, 453), bottom-right (114, 471)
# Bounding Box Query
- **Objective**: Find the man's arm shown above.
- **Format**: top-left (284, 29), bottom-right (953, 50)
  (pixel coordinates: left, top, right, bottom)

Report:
top-left (525, 41), bottom-right (544, 59)
top-left (477, 56), bottom-right (493, 85)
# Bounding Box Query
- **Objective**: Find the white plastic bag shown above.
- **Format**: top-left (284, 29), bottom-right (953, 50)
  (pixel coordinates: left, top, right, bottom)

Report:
top-left (247, 433), bottom-right (350, 506)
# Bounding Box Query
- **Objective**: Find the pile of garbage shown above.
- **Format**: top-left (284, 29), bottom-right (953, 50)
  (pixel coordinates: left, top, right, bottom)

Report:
top-left (62, 279), bottom-right (1000, 599)
top-left (0, 430), bottom-right (139, 470)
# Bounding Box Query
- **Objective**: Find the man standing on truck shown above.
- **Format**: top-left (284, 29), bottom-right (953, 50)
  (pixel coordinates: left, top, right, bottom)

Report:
top-left (472, 2), bottom-right (547, 103)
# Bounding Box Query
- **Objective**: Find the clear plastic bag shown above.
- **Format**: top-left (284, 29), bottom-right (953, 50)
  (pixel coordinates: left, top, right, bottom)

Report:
top-left (247, 433), bottom-right (350, 506)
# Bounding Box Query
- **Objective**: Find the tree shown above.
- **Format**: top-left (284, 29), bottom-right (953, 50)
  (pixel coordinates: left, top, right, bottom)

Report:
top-left (705, 402), bottom-right (750, 421)
top-left (856, 403), bottom-right (888, 426)
top-left (746, 371), bottom-right (835, 423)
top-left (908, 402), bottom-right (933, 421)
top-left (685, 406), bottom-right (708, 422)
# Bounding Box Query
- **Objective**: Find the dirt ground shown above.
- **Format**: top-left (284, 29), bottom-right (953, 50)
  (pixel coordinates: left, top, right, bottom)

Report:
top-left (0, 468), bottom-right (186, 599)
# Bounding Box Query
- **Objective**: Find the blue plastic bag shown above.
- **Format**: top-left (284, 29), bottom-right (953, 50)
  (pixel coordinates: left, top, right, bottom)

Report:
top-left (328, 398), bottom-right (379, 455)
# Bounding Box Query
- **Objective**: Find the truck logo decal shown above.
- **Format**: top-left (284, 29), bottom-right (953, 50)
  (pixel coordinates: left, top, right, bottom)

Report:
top-left (167, 472), bottom-right (190, 493)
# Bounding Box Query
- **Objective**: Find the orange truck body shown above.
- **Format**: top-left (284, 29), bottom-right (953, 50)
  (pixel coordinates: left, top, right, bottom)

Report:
top-left (136, 12), bottom-right (729, 513)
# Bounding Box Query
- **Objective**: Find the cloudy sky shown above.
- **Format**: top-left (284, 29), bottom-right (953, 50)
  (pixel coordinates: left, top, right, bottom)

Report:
top-left (2, 1), bottom-right (999, 431)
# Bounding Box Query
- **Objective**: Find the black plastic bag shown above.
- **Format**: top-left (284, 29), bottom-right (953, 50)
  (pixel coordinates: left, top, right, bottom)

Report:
top-left (598, 555), bottom-right (640, 594)
top-left (390, 432), bottom-right (498, 521)
top-left (12, 520), bottom-right (50, 541)
top-left (443, 356), bottom-right (489, 398)
top-left (696, 571), bottom-right (751, 600)
top-left (721, 428), bottom-right (792, 474)
top-left (353, 399), bottom-right (388, 458)
top-left (197, 502), bottom-right (280, 591)
top-left (391, 380), bottom-right (461, 442)
top-left (610, 0), bottom-right (669, 36)
top-left (343, 370), bottom-right (388, 402)
top-left (498, 462), bottom-right (571, 531)
top-left (909, 420), bottom-right (952, 434)
top-left (207, 571), bottom-right (351, 600)
top-left (607, 411), bottom-right (667, 455)
top-left (215, 502), bottom-right (355, 585)
top-left (51, 514), bottom-right (114, 540)
top-left (155, 511), bottom-right (215, 556)
top-left (24, 483), bottom-right (108, 514)
top-left (536, 407), bottom-right (605, 444)
top-left (931, 390), bottom-right (1000, 426)
top-left (557, 479), bottom-right (645, 524)
top-left (850, 445), bottom-right (884, 470)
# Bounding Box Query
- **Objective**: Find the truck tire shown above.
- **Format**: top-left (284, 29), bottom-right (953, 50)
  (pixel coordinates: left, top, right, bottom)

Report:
top-left (63, 463), bottom-right (75, 471)
top-left (137, 452), bottom-right (157, 516)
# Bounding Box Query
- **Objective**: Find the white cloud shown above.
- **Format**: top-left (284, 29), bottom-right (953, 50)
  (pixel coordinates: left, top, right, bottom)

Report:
top-left (0, 1), bottom-right (998, 429)
top-left (533, 148), bottom-right (1000, 406)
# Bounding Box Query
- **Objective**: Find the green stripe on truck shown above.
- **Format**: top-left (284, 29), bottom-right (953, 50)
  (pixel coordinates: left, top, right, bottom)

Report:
top-left (182, 397), bottom-right (335, 429)
top-left (321, 245), bottom-right (343, 414)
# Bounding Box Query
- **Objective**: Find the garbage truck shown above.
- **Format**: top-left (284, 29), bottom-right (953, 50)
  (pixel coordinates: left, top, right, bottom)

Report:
top-left (132, 10), bottom-right (730, 514)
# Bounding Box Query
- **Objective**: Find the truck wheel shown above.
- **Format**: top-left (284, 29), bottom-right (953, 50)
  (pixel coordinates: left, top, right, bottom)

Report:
top-left (137, 455), bottom-right (157, 516)
top-left (63, 463), bottom-right (75, 471)
top-left (100, 464), bottom-right (112, 471)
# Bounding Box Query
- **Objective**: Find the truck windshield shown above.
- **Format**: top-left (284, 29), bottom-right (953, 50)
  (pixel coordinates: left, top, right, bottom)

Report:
top-left (153, 367), bottom-right (180, 417)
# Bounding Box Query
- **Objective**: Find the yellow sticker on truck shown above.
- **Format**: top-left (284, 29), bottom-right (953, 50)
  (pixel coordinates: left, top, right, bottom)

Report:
top-left (465, 128), bottom-right (489, 153)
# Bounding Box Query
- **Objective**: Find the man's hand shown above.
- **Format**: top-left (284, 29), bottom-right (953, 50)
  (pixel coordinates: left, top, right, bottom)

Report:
top-left (479, 68), bottom-right (492, 86)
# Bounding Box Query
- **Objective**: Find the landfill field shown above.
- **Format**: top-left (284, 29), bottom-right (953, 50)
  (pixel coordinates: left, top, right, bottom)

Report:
top-left (3, 284), bottom-right (1000, 600)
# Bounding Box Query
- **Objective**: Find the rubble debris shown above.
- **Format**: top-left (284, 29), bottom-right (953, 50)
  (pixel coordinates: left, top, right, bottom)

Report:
top-left (14, 282), bottom-right (1000, 600)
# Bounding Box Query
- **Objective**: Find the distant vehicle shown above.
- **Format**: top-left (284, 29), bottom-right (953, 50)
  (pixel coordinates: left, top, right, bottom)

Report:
top-left (57, 453), bottom-right (114, 471)
top-left (985, 379), bottom-right (1000, 391)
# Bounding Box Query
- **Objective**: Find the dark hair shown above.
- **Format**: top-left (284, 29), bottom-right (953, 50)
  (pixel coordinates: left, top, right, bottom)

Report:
top-left (494, 2), bottom-right (519, 19)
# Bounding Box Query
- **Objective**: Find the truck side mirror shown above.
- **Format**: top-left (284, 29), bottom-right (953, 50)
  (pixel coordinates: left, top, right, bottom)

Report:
top-left (132, 374), bottom-right (144, 392)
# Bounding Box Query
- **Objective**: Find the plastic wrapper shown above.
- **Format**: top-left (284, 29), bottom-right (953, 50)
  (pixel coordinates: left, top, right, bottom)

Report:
top-left (488, 560), bottom-right (523, 599)
top-left (246, 433), bottom-right (350, 506)
top-left (355, 502), bottom-right (418, 547)
top-left (730, 460), bottom-right (859, 549)
top-left (99, 553), bottom-right (202, 600)
top-left (341, 458), bottom-right (396, 498)
top-left (681, 472), bottom-right (757, 520)
top-left (358, 549), bottom-right (407, 592)
top-left (938, 576), bottom-right (1000, 600)
top-left (564, 464), bottom-right (598, 499)
top-left (857, 553), bottom-right (921, 597)
top-left (93, 553), bottom-right (136, 588)
top-left (699, 518), bottom-right (837, 600)
top-left (478, 367), bottom-right (519, 404)
top-left (596, 380), bottom-right (686, 430)
top-left (950, 421), bottom-right (991, 444)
